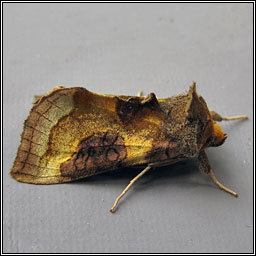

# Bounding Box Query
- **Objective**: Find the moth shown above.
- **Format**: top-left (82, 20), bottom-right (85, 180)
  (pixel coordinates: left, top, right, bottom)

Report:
top-left (10, 82), bottom-right (248, 212)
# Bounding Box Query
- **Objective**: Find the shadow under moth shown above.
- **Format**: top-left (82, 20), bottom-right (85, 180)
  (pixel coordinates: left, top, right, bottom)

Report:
top-left (10, 82), bottom-right (248, 212)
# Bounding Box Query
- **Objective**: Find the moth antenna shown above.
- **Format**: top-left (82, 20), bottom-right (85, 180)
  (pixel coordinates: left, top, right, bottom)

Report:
top-left (222, 115), bottom-right (248, 121)
top-left (210, 111), bottom-right (248, 122)
top-left (110, 165), bottom-right (152, 213)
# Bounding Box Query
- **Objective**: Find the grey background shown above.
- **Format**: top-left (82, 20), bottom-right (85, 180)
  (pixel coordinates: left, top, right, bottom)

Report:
top-left (3, 3), bottom-right (253, 253)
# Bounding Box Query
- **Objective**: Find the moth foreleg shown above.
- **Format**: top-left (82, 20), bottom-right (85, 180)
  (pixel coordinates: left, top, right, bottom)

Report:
top-left (210, 110), bottom-right (248, 122)
top-left (208, 169), bottom-right (238, 197)
top-left (110, 165), bottom-right (151, 213)
top-left (197, 150), bottom-right (238, 197)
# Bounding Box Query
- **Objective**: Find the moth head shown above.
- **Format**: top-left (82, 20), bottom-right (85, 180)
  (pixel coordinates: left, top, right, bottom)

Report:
top-left (203, 122), bottom-right (227, 148)
top-left (210, 122), bottom-right (227, 147)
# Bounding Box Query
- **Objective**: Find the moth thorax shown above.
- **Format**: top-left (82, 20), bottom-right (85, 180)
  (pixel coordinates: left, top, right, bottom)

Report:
top-left (211, 123), bottom-right (227, 147)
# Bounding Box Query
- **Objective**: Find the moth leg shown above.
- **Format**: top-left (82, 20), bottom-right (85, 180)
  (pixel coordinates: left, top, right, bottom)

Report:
top-left (210, 110), bottom-right (248, 122)
top-left (208, 169), bottom-right (238, 197)
top-left (137, 90), bottom-right (143, 97)
top-left (110, 165), bottom-right (151, 213)
top-left (197, 150), bottom-right (238, 197)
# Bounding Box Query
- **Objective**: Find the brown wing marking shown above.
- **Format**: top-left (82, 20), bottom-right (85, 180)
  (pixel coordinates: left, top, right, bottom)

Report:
top-left (60, 132), bottom-right (127, 180)
top-left (115, 93), bottom-right (161, 124)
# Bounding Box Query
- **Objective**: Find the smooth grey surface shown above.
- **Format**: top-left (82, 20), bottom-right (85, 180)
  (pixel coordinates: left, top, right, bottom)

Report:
top-left (3, 3), bottom-right (253, 253)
